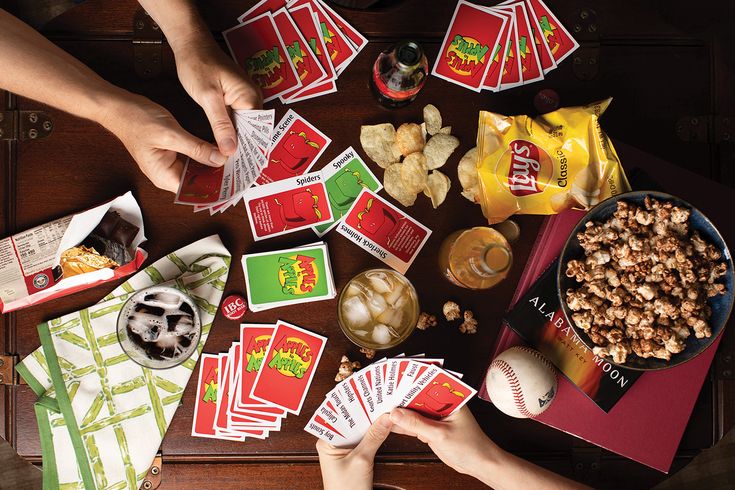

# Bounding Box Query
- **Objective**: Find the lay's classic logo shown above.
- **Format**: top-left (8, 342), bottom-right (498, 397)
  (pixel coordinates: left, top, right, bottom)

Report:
top-left (445, 35), bottom-right (489, 76)
top-left (245, 47), bottom-right (285, 89)
top-left (268, 336), bottom-right (312, 378)
top-left (278, 254), bottom-right (318, 295)
top-left (496, 140), bottom-right (552, 196)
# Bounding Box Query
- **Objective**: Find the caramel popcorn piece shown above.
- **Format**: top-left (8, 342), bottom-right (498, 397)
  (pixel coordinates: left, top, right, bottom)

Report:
top-left (459, 310), bottom-right (478, 334)
top-left (335, 355), bottom-right (361, 382)
top-left (416, 312), bottom-right (438, 330)
top-left (359, 347), bottom-right (376, 360)
top-left (443, 301), bottom-right (461, 321)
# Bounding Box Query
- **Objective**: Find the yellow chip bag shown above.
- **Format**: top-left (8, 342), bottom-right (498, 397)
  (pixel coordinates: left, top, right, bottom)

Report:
top-left (475, 98), bottom-right (630, 224)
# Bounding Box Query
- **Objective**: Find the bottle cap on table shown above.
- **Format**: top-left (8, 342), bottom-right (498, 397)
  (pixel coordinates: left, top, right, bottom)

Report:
top-left (221, 294), bottom-right (248, 320)
top-left (533, 89), bottom-right (560, 114)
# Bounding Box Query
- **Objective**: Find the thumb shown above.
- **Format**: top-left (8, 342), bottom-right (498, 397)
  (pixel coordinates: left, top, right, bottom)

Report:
top-left (352, 414), bottom-right (392, 460)
top-left (200, 93), bottom-right (238, 156)
top-left (163, 125), bottom-right (228, 167)
top-left (389, 409), bottom-right (442, 442)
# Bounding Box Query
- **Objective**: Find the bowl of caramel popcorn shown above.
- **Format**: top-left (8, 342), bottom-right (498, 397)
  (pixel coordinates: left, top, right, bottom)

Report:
top-left (558, 191), bottom-right (734, 370)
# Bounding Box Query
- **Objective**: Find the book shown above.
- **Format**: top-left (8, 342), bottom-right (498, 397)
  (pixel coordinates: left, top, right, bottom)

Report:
top-left (478, 209), bottom-right (722, 473)
top-left (504, 258), bottom-right (642, 412)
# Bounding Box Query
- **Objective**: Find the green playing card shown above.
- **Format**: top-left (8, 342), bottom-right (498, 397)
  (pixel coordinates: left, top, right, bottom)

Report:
top-left (313, 147), bottom-right (382, 236)
top-left (242, 242), bottom-right (336, 311)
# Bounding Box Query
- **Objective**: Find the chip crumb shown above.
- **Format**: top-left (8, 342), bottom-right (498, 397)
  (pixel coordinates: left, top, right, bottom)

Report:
top-left (335, 355), bottom-right (361, 382)
top-left (443, 301), bottom-right (461, 321)
top-left (416, 312), bottom-right (438, 330)
top-left (459, 310), bottom-right (478, 334)
top-left (359, 347), bottom-right (376, 360)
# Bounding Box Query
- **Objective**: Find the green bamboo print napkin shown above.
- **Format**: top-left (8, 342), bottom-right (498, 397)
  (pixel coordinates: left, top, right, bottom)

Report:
top-left (16, 235), bottom-right (230, 490)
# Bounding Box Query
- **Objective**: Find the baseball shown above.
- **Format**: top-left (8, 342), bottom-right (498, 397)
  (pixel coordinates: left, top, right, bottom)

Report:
top-left (486, 346), bottom-right (558, 419)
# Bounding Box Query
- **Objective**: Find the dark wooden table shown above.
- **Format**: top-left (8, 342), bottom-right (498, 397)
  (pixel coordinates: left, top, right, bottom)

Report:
top-left (2, 1), bottom-right (735, 488)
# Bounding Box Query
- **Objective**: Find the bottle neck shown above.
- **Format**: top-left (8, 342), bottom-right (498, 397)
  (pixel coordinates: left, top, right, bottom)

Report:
top-left (468, 243), bottom-right (511, 278)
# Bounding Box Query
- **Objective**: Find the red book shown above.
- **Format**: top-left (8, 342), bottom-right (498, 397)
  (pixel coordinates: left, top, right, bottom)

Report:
top-left (478, 209), bottom-right (721, 473)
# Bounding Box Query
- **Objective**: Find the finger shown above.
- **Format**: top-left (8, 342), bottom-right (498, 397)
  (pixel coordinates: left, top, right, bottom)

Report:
top-left (162, 126), bottom-right (227, 167)
top-left (352, 414), bottom-right (392, 460)
top-left (147, 156), bottom-right (184, 193)
top-left (389, 425), bottom-right (417, 438)
top-left (389, 409), bottom-right (442, 441)
top-left (200, 93), bottom-right (238, 155)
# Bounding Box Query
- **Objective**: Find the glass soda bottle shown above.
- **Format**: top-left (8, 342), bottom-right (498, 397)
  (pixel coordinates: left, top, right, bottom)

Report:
top-left (370, 40), bottom-right (428, 109)
top-left (438, 227), bottom-right (513, 289)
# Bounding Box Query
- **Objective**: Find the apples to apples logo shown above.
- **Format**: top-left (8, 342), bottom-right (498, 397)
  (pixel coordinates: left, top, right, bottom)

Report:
top-left (245, 46), bottom-right (285, 89)
top-left (286, 40), bottom-right (308, 79)
top-left (278, 254), bottom-right (319, 296)
top-left (245, 334), bottom-right (272, 373)
top-left (445, 34), bottom-right (490, 77)
top-left (267, 335), bottom-right (313, 378)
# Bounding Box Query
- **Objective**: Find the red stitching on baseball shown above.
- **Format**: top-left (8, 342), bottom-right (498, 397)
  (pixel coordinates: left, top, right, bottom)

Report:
top-left (514, 346), bottom-right (558, 377)
top-left (490, 359), bottom-right (534, 418)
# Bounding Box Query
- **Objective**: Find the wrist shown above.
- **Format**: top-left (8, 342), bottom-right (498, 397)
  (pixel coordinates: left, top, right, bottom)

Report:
top-left (466, 439), bottom-right (506, 486)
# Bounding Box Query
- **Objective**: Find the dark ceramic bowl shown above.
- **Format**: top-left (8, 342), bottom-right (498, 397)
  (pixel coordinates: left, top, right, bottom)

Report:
top-left (557, 191), bottom-right (734, 371)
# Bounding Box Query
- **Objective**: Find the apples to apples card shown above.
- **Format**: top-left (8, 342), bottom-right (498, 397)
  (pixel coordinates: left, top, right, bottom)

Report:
top-left (398, 366), bottom-right (476, 420)
top-left (224, 12), bottom-right (301, 103)
top-left (431, 0), bottom-right (506, 92)
top-left (313, 147), bottom-right (382, 237)
top-left (257, 109), bottom-right (331, 185)
top-left (192, 354), bottom-right (240, 440)
top-left (526, 0), bottom-right (579, 64)
top-left (250, 321), bottom-right (327, 414)
top-left (336, 189), bottom-right (431, 274)
top-left (244, 171), bottom-right (332, 240)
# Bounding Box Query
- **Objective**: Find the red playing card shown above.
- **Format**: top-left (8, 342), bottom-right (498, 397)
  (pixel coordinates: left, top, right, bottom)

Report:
top-left (283, 4), bottom-right (336, 92)
top-left (512, 0), bottom-right (556, 73)
top-left (400, 367), bottom-right (476, 420)
top-left (509, 1), bottom-right (544, 85)
top-left (285, 79), bottom-right (337, 103)
top-left (238, 0), bottom-right (287, 22)
top-left (175, 160), bottom-right (225, 205)
top-left (256, 109), bottom-right (331, 185)
top-left (482, 9), bottom-right (512, 91)
top-left (224, 13), bottom-right (301, 103)
top-left (244, 172), bottom-right (332, 240)
top-left (526, 0), bottom-right (579, 64)
top-left (250, 321), bottom-right (327, 414)
top-left (238, 325), bottom-right (278, 408)
top-left (317, 0), bottom-right (368, 52)
top-left (337, 189), bottom-right (432, 274)
top-left (191, 354), bottom-right (222, 438)
top-left (288, 0), bottom-right (357, 73)
top-left (497, 6), bottom-right (523, 89)
top-left (432, 0), bottom-right (506, 92)
top-left (272, 8), bottom-right (327, 99)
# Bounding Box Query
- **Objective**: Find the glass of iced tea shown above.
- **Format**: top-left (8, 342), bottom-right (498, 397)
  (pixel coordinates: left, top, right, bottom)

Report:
top-left (117, 286), bottom-right (201, 369)
top-left (337, 269), bottom-right (419, 350)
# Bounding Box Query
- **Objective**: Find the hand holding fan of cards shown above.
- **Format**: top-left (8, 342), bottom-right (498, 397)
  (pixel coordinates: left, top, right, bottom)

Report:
top-left (305, 356), bottom-right (476, 447)
top-left (432, 0), bottom-right (579, 92)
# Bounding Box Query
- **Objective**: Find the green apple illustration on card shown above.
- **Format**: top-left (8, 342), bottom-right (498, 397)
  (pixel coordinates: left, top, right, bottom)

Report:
top-left (314, 148), bottom-right (382, 236)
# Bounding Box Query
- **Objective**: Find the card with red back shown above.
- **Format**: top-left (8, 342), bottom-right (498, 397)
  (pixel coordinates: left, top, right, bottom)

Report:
top-left (507, 0), bottom-right (556, 73)
top-left (272, 8), bottom-right (327, 101)
top-left (285, 79), bottom-right (338, 104)
top-left (496, 6), bottom-right (523, 89)
top-left (257, 109), bottom-right (331, 185)
top-left (224, 12), bottom-right (301, 103)
top-left (398, 366), bottom-right (477, 420)
top-left (288, 0), bottom-right (357, 73)
top-left (481, 9), bottom-right (513, 91)
top-left (336, 189), bottom-right (431, 274)
top-left (192, 354), bottom-right (226, 438)
top-left (431, 0), bottom-right (506, 92)
top-left (228, 342), bottom-right (285, 423)
top-left (250, 320), bottom-right (327, 414)
top-left (525, 0), bottom-right (579, 64)
top-left (238, 324), bottom-right (286, 414)
top-left (175, 160), bottom-right (225, 206)
top-left (508, 1), bottom-right (544, 85)
top-left (316, 0), bottom-right (368, 52)
top-left (244, 172), bottom-right (332, 240)
top-left (238, 0), bottom-right (287, 22)
top-left (213, 354), bottom-right (246, 440)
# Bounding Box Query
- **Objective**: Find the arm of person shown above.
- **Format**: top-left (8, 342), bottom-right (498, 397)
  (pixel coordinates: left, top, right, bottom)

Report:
top-left (137, 0), bottom-right (262, 155)
top-left (390, 406), bottom-right (589, 490)
top-left (0, 8), bottom-right (228, 191)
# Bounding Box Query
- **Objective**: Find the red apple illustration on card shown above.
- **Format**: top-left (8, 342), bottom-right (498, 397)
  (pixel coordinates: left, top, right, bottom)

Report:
top-left (406, 373), bottom-right (474, 420)
top-left (177, 161), bottom-right (224, 205)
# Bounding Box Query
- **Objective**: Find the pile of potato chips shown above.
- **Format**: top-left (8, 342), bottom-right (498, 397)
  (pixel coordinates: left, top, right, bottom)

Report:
top-left (360, 105), bottom-right (459, 208)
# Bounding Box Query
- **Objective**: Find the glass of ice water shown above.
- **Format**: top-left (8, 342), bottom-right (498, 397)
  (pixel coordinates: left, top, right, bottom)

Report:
top-left (337, 269), bottom-right (419, 350)
top-left (117, 286), bottom-right (201, 369)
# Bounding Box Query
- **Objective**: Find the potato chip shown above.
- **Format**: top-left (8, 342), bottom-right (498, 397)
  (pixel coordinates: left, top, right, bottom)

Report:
top-left (401, 152), bottom-right (428, 193)
top-left (423, 104), bottom-right (442, 135)
top-left (384, 163), bottom-right (417, 207)
top-left (423, 133), bottom-right (460, 169)
top-left (423, 170), bottom-right (451, 208)
top-left (360, 123), bottom-right (400, 168)
top-left (458, 147), bottom-right (479, 203)
top-left (439, 126), bottom-right (452, 134)
top-left (396, 123), bottom-right (424, 156)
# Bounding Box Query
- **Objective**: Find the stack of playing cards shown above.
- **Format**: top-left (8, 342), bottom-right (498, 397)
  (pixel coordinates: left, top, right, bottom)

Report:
top-left (175, 109), bottom-right (275, 214)
top-left (225, 0), bottom-right (367, 104)
top-left (432, 0), bottom-right (579, 92)
top-left (305, 355), bottom-right (476, 447)
top-left (192, 322), bottom-right (327, 441)
top-left (241, 242), bottom-right (336, 311)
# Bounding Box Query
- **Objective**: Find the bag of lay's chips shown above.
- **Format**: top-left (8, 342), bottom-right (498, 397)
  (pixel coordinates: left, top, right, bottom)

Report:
top-left (469, 98), bottom-right (630, 224)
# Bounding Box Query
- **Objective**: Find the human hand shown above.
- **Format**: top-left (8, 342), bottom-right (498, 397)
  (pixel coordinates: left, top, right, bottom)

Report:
top-left (316, 413), bottom-right (393, 490)
top-left (389, 406), bottom-right (499, 479)
top-left (101, 92), bottom-right (228, 192)
top-left (173, 40), bottom-right (262, 156)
